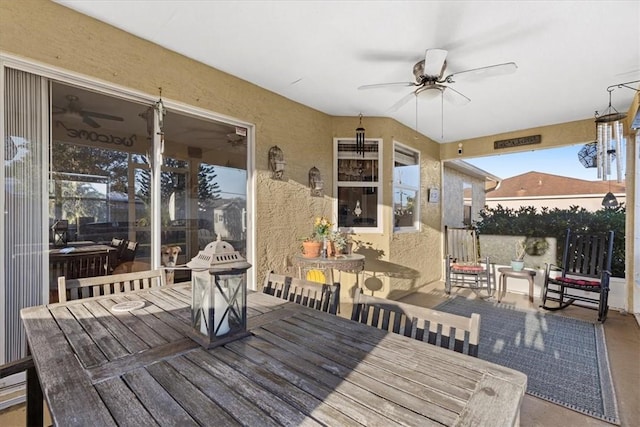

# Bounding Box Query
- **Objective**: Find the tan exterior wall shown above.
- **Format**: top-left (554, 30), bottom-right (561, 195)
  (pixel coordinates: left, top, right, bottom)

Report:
top-left (331, 117), bottom-right (442, 299)
top-left (2, 0), bottom-right (636, 309)
top-left (443, 167), bottom-right (486, 228)
top-left (439, 119), bottom-right (596, 160)
top-left (0, 0), bottom-right (443, 299)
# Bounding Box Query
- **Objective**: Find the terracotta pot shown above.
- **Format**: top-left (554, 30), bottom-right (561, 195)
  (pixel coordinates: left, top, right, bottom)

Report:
top-left (302, 241), bottom-right (322, 258)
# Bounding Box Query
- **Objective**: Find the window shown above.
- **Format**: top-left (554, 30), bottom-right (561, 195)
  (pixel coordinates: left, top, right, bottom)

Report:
top-left (393, 142), bottom-right (420, 232)
top-left (463, 181), bottom-right (472, 226)
top-left (334, 138), bottom-right (382, 233)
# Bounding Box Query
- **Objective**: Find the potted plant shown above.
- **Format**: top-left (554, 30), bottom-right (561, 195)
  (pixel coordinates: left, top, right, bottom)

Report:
top-left (301, 217), bottom-right (332, 258)
top-left (511, 239), bottom-right (526, 271)
top-left (329, 231), bottom-right (348, 255)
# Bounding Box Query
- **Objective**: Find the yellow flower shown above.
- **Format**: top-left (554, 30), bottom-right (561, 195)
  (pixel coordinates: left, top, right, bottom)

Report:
top-left (312, 216), bottom-right (333, 239)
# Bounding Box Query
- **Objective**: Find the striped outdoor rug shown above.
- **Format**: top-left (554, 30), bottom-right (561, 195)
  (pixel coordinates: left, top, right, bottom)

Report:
top-left (435, 297), bottom-right (620, 425)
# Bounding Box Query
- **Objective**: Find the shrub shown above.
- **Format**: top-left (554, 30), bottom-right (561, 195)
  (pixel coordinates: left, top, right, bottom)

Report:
top-left (473, 204), bottom-right (625, 277)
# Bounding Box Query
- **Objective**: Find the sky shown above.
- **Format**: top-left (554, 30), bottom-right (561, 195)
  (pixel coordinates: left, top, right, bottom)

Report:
top-left (464, 143), bottom-right (620, 181)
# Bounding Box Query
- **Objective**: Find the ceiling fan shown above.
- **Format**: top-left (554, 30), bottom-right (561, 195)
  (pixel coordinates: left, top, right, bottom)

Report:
top-left (53, 95), bottom-right (124, 128)
top-left (358, 48), bottom-right (517, 112)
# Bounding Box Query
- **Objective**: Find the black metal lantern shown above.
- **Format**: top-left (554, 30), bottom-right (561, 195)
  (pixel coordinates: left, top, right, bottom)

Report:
top-left (355, 114), bottom-right (365, 156)
top-left (51, 220), bottom-right (69, 247)
top-left (187, 237), bottom-right (251, 349)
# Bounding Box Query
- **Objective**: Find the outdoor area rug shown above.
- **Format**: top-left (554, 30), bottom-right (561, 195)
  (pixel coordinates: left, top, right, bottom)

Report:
top-left (434, 297), bottom-right (620, 425)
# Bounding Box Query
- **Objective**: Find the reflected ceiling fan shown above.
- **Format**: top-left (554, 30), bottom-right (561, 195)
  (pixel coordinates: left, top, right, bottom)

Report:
top-left (358, 48), bottom-right (517, 112)
top-left (53, 95), bottom-right (124, 128)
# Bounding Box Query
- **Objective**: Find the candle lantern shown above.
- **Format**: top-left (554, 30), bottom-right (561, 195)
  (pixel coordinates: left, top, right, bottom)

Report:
top-left (51, 219), bottom-right (69, 247)
top-left (187, 236), bottom-right (251, 349)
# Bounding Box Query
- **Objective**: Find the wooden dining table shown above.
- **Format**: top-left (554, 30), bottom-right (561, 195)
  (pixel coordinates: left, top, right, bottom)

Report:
top-left (48, 243), bottom-right (118, 291)
top-left (21, 283), bottom-right (527, 426)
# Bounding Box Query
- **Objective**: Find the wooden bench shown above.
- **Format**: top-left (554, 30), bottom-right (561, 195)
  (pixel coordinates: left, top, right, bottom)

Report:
top-left (351, 290), bottom-right (481, 356)
top-left (58, 269), bottom-right (166, 302)
top-left (262, 271), bottom-right (340, 314)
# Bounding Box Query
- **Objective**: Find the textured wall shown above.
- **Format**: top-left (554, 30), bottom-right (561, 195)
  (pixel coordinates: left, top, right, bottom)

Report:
top-left (0, 1), bottom-right (442, 298)
top-left (442, 167), bottom-right (485, 228)
top-left (0, 0), bottom-right (335, 289)
top-left (331, 117), bottom-right (442, 299)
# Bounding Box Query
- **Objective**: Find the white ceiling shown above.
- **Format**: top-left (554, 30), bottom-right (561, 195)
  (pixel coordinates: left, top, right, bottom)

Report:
top-left (56, 1), bottom-right (640, 143)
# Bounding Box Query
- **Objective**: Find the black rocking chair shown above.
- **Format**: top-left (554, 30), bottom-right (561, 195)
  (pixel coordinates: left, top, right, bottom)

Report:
top-left (541, 229), bottom-right (614, 322)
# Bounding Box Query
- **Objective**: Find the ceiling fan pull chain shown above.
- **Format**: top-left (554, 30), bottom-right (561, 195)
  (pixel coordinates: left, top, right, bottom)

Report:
top-left (441, 90), bottom-right (444, 140)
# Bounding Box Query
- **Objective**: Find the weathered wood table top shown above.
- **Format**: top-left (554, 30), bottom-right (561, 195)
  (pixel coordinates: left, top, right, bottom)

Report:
top-left (21, 283), bottom-right (526, 426)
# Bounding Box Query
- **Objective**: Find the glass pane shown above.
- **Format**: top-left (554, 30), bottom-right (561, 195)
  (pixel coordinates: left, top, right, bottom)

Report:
top-left (51, 82), bottom-right (149, 286)
top-left (394, 189), bottom-right (417, 228)
top-left (337, 187), bottom-right (378, 228)
top-left (393, 163), bottom-right (419, 187)
top-left (162, 110), bottom-right (248, 282)
top-left (337, 158), bottom-right (379, 182)
top-left (198, 164), bottom-right (247, 252)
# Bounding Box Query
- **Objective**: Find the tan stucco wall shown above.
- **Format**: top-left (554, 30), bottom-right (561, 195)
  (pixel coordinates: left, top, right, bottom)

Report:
top-left (439, 119), bottom-right (597, 160)
top-left (443, 167), bottom-right (485, 228)
top-left (0, 0), bottom-right (444, 299)
top-left (0, 0), bottom-right (336, 288)
top-left (331, 117), bottom-right (442, 299)
top-left (2, 0), bottom-right (636, 308)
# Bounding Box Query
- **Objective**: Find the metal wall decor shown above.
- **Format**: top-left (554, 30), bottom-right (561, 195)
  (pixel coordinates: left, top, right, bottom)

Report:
top-left (355, 114), bottom-right (365, 156)
top-left (268, 145), bottom-right (286, 179)
top-left (308, 166), bottom-right (324, 197)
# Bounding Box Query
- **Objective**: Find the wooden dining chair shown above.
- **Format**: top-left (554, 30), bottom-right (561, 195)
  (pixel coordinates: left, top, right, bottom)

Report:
top-left (58, 269), bottom-right (166, 302)
top-left (351, 290), bottom-right (481, 357)
top-left (262, 271), bottom-right (340, 315)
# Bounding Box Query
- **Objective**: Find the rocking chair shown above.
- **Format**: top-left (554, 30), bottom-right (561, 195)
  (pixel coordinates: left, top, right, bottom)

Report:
top-left (541, 229), bottom-right (614, 322)
top-left (444, 226), bottom-right (493, 297)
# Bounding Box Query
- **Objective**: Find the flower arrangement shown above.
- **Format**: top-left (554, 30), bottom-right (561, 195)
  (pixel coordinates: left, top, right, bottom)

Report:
top-left (312, 216), bottom-right (333, 240)
top-left (514, 239), bottom-right (526, 261)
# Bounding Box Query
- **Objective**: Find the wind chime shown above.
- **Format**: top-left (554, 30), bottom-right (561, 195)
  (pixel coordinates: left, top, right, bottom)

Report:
top-left (594, 87), bottom-right (625, 183)
top-left (355, 113), bottom-right (365, 156)
top-left (588, 80), bottom-right (639, 206)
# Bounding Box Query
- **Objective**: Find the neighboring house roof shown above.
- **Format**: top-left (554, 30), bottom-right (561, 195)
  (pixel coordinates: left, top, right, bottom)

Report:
top-left (487, 172), bottom-right (626, 198)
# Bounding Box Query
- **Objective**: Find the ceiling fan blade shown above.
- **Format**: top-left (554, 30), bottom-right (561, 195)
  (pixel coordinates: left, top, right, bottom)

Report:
top-left (445, 62), bottom-right (518, 82)
top-left (82, 115), bottom-right (100, 128)
top-left (443, 86), bottom-right (471, 106)
top-left (358, 82), bottom-right (416, 90)
top-left (83, 110), bottom-right (124, 121)
top-left (387, 91), bottom-right (416, 112)
top-left (423, 49), bottom-right (448, 77)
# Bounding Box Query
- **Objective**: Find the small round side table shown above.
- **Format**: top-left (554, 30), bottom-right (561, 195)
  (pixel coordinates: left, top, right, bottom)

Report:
top-left (497, 267), bottom-right (536, 303)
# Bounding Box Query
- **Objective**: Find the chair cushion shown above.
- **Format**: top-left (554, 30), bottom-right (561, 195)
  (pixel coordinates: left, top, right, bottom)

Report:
top-left (451, 264), bottom-right (485, 273)
top-left (552, 276), bottom-right (601, 288)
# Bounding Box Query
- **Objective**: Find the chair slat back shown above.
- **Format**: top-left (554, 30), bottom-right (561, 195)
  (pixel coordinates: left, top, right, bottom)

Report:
top-left (351, 290), bottom-right (481, 357)
top-left (446, 226), bottom-right (479, 264)
top-left (58, 269), bottom-right (166, 303)
top-left (263, 271), bottom-right (340, 315)
top-left (562, 229), bottom-right (614, 280)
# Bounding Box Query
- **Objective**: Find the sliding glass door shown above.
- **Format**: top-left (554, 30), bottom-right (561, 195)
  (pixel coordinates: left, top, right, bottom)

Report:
top-left (1, 67), bottom-right (251, 367)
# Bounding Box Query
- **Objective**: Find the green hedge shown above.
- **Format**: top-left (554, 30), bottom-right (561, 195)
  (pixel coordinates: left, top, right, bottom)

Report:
top-left (473, 204), bottom-right (626, 277)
